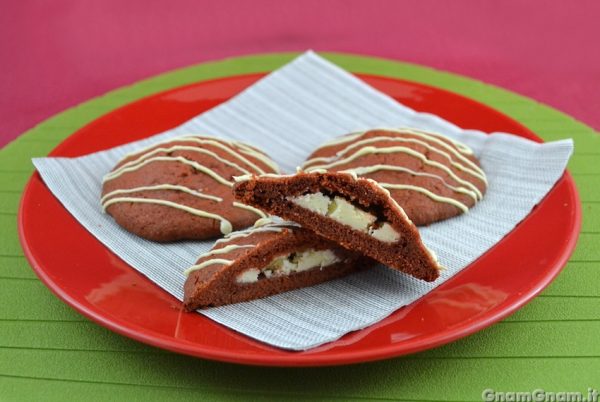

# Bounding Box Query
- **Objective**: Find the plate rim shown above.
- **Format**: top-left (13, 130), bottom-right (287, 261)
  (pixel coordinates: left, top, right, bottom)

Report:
top-left (17, 68), bottom-right (582, 367)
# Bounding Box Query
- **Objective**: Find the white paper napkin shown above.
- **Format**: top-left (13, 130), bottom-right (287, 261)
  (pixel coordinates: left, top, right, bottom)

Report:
top-left (33, 51), bottom-right (573, 350)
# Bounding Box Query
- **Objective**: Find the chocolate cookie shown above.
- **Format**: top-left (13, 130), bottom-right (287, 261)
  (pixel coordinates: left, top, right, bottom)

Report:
top-left (301, 128), bottom-right (487, 226)
top-left (101, 135), bottom-right (280, 241)
top-left (183, 219), bottom-right (371, 310)
top-left (233, 172), bottom-right (441, 281)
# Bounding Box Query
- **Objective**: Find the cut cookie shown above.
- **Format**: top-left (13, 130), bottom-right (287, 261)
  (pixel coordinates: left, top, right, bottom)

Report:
top-left (101, 135), bottom-right (280, 242)
top-left (302, 128), bottom-right (487, 226)
top-left (233, 172), bottom-right (441, 281)
top-left (183, 219), bottom-right (371, 310)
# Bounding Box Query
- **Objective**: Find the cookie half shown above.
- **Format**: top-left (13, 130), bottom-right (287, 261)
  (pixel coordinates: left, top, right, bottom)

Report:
top-left (233, 172), bottom-right (441, 281)
top-left (101, 135), bottom-right (280, 241)
top-left (302, 128), bottom-right (487, 225)
top-left (183, 219), bottom-right (371, 310)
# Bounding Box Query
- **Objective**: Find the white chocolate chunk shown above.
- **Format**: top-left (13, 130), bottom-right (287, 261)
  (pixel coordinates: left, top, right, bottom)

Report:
top-left (235, 249), bottom-right (340, 284)
top-left (295, 249), bottom-right (339, 272)
top-left (369, 222), bottom-right (400, 242)
top-left (288, 193), bottom-right (400, 242)
top-left (236, 268), bottom-right (260, 283)
top-left (291, 192), bottom-right (331, 215)
top-left (328, 196), bottom-right (376, 231)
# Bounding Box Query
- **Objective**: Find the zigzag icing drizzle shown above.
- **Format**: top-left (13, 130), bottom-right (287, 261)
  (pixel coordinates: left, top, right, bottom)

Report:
top-left (102, 135), bottom-right (277, 234)
top-left (101, 184), bottom-right (223, 205)
top-left (103, 196), bottom-right (233, 234)
top-left (122, 135), bottom-right (280, 174)
top-left (103, 155), bottom-right (235, 187)
top-left (317, 127), bottom-right (474, 155)
top-left (302, 128), bottom-right (486, 213)
top-left (184, 218), bottom-right (303, 275)
top-left (340, 165), bottom-right (479, 202)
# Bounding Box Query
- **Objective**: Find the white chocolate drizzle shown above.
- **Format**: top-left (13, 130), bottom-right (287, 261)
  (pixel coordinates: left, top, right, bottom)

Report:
top-left (103, 135), bottom-right (280, 232)
top-left (234, 173), bottom-right (296, 182)
top-left (253, 217), bottom-right (275, 227)
top-left (100, 184), bottom-right (223, 207)
top-left (214, 219), bottom-right (299, 245)
top-left (110, 145), bottom-right (253, 178)
top-left (122, 135), bottom-right (274, 174)
top-left (379, 183), bottom-right (469, 213)
top-left (341, 165), bottom-right (479, 202)
top-left (102, 184), bottom-right (264, 228)
top-left (102, 197), bottom-right (233, 234)
top-left (200, 244), bottom-right (255, 258)
top-left (233, 174), bottom-right (253, 182)
top-left (370, 127), bottom-right (475, 156)
top-left (184, 259), bottom-right (233, 275)
top-left (306, 135), bottom-right (486, 183)
top-left (302, 128), bottom-right (486, 215)
top-left (232, 202), bottom-right (267, 218)
top-left (316, 127), bottom-right (474, 155)
top-left (185, 220), bottom-right (302, 276)
top-left (306, 145), bottom-right (482, 198)
top-left (103, 156), bottom-right (234, 187)
top-left (235, 143), bottom-right (281, 173)
top-left (214, 225), bottom-right (282, 245)
top-left (318, 131), bottom-right (364, 147)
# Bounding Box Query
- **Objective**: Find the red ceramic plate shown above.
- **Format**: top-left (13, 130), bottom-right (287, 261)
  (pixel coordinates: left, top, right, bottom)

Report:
top-left (18, 73), bottom-right (581, 366)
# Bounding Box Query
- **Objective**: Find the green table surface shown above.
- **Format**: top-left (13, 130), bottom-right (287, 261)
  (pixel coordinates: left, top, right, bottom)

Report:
top-left (1, 52), bottom-right (599, 401)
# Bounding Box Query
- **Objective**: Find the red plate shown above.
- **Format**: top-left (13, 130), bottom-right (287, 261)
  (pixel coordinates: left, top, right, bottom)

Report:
top-left (18, 73), bottom-right (581, 366)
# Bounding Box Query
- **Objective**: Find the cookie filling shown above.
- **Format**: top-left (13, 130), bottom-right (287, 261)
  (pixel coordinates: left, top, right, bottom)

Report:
top-left (289, 192), bottom-right (400, 242)
top-left (236, 249), bottom-right (340, 283)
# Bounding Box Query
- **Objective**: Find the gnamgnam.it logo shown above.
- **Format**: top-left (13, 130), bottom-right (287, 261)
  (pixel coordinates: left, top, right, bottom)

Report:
top-left (481, 388), bottom-right (599, 402)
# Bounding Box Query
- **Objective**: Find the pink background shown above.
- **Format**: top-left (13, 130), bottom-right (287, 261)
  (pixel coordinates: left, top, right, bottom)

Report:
top-left (2, 0), bottom-right (599, 147)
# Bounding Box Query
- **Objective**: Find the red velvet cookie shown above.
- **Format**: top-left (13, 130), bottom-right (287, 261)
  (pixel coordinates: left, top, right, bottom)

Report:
top-left (302, 128), bottom-right (487, 226)
top-left (233, 172), bottom-right (441, 281)
top-left (183, 219), bottom-right (371, 310)
top-left (101, 135), bottom-right (279, 241)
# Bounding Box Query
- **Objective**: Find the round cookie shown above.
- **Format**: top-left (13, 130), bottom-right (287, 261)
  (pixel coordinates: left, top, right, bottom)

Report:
top-left (301, 128), bottom-right (487, 226)
top-left (101, 135), bottom-right (280, 241)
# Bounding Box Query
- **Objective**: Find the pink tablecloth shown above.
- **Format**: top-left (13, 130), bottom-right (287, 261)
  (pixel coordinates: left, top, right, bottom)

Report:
top-left (2, 0), bottom-right (599, 147)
